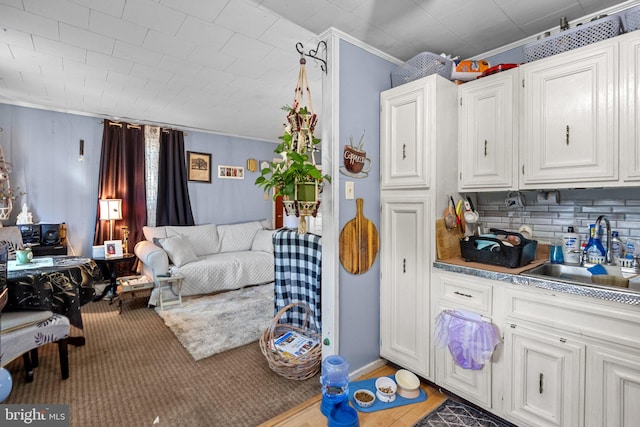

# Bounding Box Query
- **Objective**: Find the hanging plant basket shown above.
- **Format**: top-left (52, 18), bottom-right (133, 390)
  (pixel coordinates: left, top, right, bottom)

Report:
top-left (254, 53), bottom-right (330, 234)
top-left (0, 199), bottom-right (12, 221)
top-left (287, 111), bottom-right (318, 134)
top-left (296, 181), bottom-right (318, 202)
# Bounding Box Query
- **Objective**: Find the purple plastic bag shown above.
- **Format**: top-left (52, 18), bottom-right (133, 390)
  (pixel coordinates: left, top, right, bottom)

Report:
top-left (434, 309), bottom-right (501, 370)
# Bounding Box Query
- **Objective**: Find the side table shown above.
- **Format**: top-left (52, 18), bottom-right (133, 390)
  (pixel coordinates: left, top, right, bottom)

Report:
top-left (155, 274), bottom-right (184, 310)
top-left (116, 276), bottom-right (155, 314)
top-left (93, 253), bottom-right (136, 303)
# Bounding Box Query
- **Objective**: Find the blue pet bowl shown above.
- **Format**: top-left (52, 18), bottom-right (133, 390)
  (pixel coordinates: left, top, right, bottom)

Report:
top-left (328, 402), bottom-right (359, 427)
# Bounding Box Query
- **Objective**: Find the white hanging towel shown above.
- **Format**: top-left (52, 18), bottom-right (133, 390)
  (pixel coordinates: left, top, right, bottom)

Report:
top-left (434, 309), bottom-right (501, 370)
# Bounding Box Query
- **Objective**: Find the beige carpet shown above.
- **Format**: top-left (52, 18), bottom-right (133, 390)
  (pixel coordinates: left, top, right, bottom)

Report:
top-left (157, 283), bottom-right (274, 361)
top-left (2, 297), bottom-right (320, 427)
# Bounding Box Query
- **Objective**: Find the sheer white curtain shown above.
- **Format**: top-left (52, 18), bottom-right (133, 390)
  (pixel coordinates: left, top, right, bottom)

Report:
top-left (144, 126), bottom-right (160, 227)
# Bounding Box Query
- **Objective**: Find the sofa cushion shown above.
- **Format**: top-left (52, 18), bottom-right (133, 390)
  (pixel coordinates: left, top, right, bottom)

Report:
top-left (217, 221), bottom-right (264, 253)
top-left (158, 234), bottom-right (198, 267)
top-left (172, 251), bottom-right (274, 296)
top-left (143, 226), bottom-right (167, 242)
top-left (251, 229), bottom-right (275, 253)
top-left (166, 224), bottom-right (219, 256)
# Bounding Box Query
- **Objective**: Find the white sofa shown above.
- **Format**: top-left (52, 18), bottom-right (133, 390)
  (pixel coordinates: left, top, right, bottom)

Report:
top-left (134, 220), bottom-right (275, 297)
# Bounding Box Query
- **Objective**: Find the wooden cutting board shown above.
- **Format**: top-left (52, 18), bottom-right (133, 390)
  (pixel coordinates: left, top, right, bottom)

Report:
top-left (435, 218), bottom-right (463, 260)
top-left (339, 198), bottom-right (379, 274)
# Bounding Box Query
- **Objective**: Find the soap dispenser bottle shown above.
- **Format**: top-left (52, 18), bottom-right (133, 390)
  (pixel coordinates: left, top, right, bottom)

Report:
top-left (562, 226), bottom-right (580, 264)
top-left (611, 231), bottom-right (624, 260)
top-left (584, 224), bottom-right (606, 262)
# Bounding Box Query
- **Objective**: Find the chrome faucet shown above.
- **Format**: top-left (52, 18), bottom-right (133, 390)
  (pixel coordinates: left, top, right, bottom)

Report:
top-left (594, 215), bottom-right (614, 265)
top-left (580, 215), bottom-right (614, 266)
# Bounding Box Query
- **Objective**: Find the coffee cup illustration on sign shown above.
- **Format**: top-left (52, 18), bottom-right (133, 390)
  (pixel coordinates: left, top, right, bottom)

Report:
top-left (341, 132), bottom-right (371, 178)
top-left (343, 146), bottom-right (372, 173)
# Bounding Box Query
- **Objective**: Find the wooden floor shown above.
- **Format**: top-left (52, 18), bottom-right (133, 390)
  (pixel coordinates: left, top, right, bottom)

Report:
top-left (260, 364), bottom-right (448, 426)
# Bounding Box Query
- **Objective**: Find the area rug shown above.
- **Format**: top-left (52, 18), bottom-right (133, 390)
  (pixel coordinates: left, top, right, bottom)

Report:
top-left (413, 399), bottom-right (513, 427)
top-left (156, 283), bottom-right (274, 361)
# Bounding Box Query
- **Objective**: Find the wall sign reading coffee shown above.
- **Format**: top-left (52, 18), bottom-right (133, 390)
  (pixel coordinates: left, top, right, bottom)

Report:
top-left (340, 132), bottom-right (372, 178)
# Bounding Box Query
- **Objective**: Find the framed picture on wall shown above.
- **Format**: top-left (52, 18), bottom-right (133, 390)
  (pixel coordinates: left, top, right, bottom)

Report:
top-left (187, 151), bottom-right (212, 183)
top-left (104, 240), bottom-right (123, 258)
top-left (218, 165), bottom-right (244, 179)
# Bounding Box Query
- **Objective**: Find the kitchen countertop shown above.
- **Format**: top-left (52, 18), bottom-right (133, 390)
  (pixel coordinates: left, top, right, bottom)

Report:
top-left (434, 254), bottom-right (640, 306)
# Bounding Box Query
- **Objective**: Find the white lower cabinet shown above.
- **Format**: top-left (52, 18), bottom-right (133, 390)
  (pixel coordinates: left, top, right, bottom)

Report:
top-left (380, 191), bottom-right (431, 378)
top-left (433, 271), bottom-right (494, 408)
top-left (503, 324), bottom-right (585, 427)
top-left (586, 344), bottom-right (640, 427)
top-left (431, 271), bottom-right (640, 426)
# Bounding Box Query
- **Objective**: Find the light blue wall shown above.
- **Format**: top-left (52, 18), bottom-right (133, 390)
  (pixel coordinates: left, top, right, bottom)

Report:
top-left (337, 40), bottom-right (397, 370)
top-left (183, 132), bottom-right (277, 226)
top-left (0, 104), bottom-right (276, 255)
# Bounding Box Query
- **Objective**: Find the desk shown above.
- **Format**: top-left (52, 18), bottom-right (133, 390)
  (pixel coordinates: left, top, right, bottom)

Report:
top-left (6, 256), bottom-right (102, 332)
top-left (92, 253), bottom-right (135, 303)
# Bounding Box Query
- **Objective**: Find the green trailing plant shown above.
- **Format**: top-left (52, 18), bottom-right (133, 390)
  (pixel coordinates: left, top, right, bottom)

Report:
top-left (255, 106), bottom-right (330, 201)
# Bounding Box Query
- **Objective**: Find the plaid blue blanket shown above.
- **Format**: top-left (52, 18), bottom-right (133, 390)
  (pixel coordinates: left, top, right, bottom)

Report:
top-left (273, 229), bottom-right (322, 332)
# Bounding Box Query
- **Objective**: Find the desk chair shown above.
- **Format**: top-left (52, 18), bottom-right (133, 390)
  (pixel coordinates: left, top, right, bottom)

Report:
top-left (0, 288), bottom-right (71, 382)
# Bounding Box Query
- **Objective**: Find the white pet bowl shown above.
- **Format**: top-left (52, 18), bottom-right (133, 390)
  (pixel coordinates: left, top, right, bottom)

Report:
top-left (395, 369), bottom-right (421, 399)
top-left (353, 389), bottom-right (376, 408)
top-left (375, 376), bottom-right (397, 403)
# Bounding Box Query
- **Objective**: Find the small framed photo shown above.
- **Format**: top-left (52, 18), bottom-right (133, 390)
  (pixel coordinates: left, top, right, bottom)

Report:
top-left (104, 240), bottom-right (123, 258)
top-left (187, 151), bottom-right (212, 183)
top-left (218, 165), bottom-right (244, 179)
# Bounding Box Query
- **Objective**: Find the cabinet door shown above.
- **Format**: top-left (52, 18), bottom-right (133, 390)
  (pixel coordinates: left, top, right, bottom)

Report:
top-left (621, 31), bottom-right (640, 182)
top-left (380, 192), bottom-right (430, 378)
top-left (458, 68), bottom-right (518, 191)
top-left (586, 345), bottom-right (640, 427)
top-left (520, 41), bottom-right (618, 188)
top-left (504, 324), bottom-right (585, 427)
top-left (433, 272), bottom-right (495, 407)
top-left (380, 79), bottom-right (430, 189)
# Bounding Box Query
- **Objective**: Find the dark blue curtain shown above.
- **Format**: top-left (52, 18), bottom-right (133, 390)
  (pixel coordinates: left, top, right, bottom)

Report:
top-left (156, 129), bottom-right (194, 226)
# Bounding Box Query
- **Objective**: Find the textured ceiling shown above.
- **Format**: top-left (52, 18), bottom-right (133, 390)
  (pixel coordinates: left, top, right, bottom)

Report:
top-left (0, 0), bottom-right (636, 141)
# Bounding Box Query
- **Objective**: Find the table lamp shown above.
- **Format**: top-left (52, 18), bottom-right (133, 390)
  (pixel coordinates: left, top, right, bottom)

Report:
top-left (99, 199), bottom-right (122, 241)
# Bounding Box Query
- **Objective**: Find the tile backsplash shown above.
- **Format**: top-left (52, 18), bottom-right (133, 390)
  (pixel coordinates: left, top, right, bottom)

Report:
top-left (476, 188), bottom-right (640, 246)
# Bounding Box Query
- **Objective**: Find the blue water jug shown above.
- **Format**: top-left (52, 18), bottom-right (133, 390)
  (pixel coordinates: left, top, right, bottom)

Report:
top-left (320, 355), bottom-right (349, 416)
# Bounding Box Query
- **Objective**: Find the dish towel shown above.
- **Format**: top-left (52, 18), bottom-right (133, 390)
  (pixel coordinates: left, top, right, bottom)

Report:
top-left (434, 309), bottom-right (501, 370)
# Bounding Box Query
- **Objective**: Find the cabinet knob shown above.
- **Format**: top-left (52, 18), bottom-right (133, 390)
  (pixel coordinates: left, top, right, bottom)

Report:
top-left (484, 140), bottom-right (488, 157)
top-left (403, 258), bottom-right (406, 273)
top-left (402, 144), bottom-right (406, 160)
top-left (566, 125), bottom-right (570, 145)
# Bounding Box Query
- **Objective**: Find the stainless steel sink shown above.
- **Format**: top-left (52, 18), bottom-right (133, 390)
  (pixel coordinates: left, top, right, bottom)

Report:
top-left (521, 262), bottom-right (640, 293)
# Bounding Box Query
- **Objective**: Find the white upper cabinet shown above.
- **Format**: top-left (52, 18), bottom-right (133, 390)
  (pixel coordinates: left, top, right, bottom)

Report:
top-left (457, 33), bottom-right (640, 191)
top-left (380, 78), bottom-right (436, 190)
top-left (458, 68), bottom-right (519, 191)
top-left (620, 30), bottom-right (640, 183)
top-left (520, 40), bottom-right (618, 188)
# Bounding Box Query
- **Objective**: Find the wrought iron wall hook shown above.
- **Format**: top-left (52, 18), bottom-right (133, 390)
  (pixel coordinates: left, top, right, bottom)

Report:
top-left (296, 41), bottom-right (328, 74)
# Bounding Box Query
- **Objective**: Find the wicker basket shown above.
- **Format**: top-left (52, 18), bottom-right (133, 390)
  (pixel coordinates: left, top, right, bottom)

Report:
top-left (259, 302), bottom-right (322, 380)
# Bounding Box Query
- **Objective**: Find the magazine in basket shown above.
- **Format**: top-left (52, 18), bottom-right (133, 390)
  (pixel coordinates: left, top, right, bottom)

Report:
top-left (273, 331), bottom-right (319, 359)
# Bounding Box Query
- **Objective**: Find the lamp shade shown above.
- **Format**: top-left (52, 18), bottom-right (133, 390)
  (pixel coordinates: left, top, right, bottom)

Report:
top-left (99, 199), bottom-right (122, 221)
